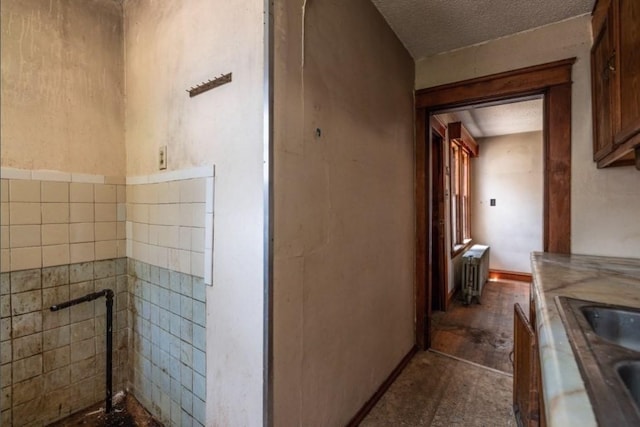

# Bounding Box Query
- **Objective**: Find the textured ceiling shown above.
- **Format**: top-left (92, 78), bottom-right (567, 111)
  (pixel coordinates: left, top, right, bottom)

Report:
top-left (370, 0), bottom-right (595, 59)
top-left (435, 98), bottom-right (543, 138)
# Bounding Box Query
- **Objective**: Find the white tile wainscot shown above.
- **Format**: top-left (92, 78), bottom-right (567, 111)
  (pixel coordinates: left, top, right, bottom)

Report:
top-left (126, 166), bottom-right (214, 285)
top-left (0, 168), bottom-right (126, 272)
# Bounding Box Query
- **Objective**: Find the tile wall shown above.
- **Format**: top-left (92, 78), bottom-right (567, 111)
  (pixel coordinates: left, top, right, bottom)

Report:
top-left (125, 169), bottom-right (212, 426)
top-left (0, 166), bottom-right (212, 426)
top-left (128, 259), bottom-right (206, 426)
top-left (0, 169), bottom-right (129, 425)
top-left (1, 172), bottom-right (126, 272)
top-left (0, 259), bottom-right (129, 426)
top-left (125, 176), bottom-right (213, 283)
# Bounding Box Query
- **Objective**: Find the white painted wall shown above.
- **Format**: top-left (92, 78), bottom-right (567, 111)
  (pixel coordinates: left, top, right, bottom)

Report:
top-left (123, 1), bottom-right (265, 425)
top-left (273, 0), bottom-right (415, 425)
top-left (418, 15), bottom-right (640, 260)
top-left (472, 132), bottom-right (544, 274)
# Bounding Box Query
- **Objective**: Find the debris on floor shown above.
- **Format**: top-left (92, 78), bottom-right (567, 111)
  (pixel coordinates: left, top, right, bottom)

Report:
top-left (47, 392), bottom-right (163, 427)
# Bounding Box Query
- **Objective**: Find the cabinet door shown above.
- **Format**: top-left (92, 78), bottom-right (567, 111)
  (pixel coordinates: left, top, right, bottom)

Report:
top-left (591, 2), bottom-right (616, 161)
top-left (513, 303), bottom-right (540, 427)
top-left (617, 0), bottom-right (640, 136)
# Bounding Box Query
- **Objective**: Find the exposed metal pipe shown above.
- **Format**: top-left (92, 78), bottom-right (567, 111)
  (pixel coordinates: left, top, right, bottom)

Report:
top-left (50, 289), bottom-right (114, 414)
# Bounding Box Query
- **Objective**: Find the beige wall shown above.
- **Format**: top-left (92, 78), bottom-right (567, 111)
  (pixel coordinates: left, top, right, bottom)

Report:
top-left (472, 132), bottom-right (544, 274)
top-left (123, 1), bottom-right (265, 425)
top-left (417, 15), bottom-right (640, 259)
top-left (274, 0), bottom-right (415, 425)
top-left (0, 0), bottom-right (125, 177)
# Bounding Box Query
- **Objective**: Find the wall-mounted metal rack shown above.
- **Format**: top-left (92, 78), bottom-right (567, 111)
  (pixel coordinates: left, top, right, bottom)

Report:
top-left (187, 72), bottom-right (232, 97)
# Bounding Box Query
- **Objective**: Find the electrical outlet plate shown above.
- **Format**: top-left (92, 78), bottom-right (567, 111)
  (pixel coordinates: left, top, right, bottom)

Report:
top-left (159, 146), bottom-right (167, 170)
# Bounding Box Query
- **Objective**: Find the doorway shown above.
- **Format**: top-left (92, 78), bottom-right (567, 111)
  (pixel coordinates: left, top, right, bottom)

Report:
top-left (414, 59), bottom-right (574, 350)
top-left (429, 97), bottom-right (544, 374)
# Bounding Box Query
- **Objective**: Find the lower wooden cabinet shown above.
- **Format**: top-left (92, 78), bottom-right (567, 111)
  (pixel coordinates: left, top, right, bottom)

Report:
top-left (513, 302), bottom-right (545, 426)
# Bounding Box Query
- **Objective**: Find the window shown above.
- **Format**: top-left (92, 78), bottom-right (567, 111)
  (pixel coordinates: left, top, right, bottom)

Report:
top-left (447, 121), bottom-right (477, 254)
top-left (450, 139), bottom-right (471, 250)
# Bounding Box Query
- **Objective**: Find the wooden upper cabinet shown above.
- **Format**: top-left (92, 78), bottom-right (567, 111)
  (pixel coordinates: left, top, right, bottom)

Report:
top-left (591, 0), bottom-right (640, 168)
top-left (618, 0), bottom-right (640, 138)
top-left (591, 0), bottom-right (615, 161)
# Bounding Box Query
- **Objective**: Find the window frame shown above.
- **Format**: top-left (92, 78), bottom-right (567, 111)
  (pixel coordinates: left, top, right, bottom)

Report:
top-left (450, 138), bottom-right (472, 256)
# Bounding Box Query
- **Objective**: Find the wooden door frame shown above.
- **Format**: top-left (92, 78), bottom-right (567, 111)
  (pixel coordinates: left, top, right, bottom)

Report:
top-left (415, 58), bottom-right (575, 350)
top-left (430, 118), bottom-right (448, 313)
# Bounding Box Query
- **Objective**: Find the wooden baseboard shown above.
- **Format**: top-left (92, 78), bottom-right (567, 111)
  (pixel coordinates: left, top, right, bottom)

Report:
top-left (489, 269), bottom-right (532, 283)
top-left (346, 345), bottom-right (418, 426)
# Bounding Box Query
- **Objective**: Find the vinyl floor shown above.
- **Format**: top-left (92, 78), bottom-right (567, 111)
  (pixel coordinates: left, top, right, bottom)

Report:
top-left (361, 279), bottom-right (528, 426)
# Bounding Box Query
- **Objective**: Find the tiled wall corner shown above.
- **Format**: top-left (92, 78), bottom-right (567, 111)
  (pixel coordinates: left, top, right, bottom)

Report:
top-left (128, 259), bottom-right (206, 427)
top-left (0, 167), bottom-right (212, 425)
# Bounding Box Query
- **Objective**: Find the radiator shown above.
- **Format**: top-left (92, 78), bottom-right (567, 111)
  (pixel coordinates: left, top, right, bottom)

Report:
top-left (461, 244), bottom-right (490, 305)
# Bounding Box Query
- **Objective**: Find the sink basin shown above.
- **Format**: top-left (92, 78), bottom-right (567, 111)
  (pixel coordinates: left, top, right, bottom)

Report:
top-left (557, 297), bottom-right (640, 426)
top-left (618, 361), bottom-right (640, 410)
top-left (581, 306), bottom-right (640, 352)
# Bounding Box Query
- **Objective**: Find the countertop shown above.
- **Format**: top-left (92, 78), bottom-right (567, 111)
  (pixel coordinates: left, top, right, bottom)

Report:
top-left (531, 252), bottom-right (640, 427)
